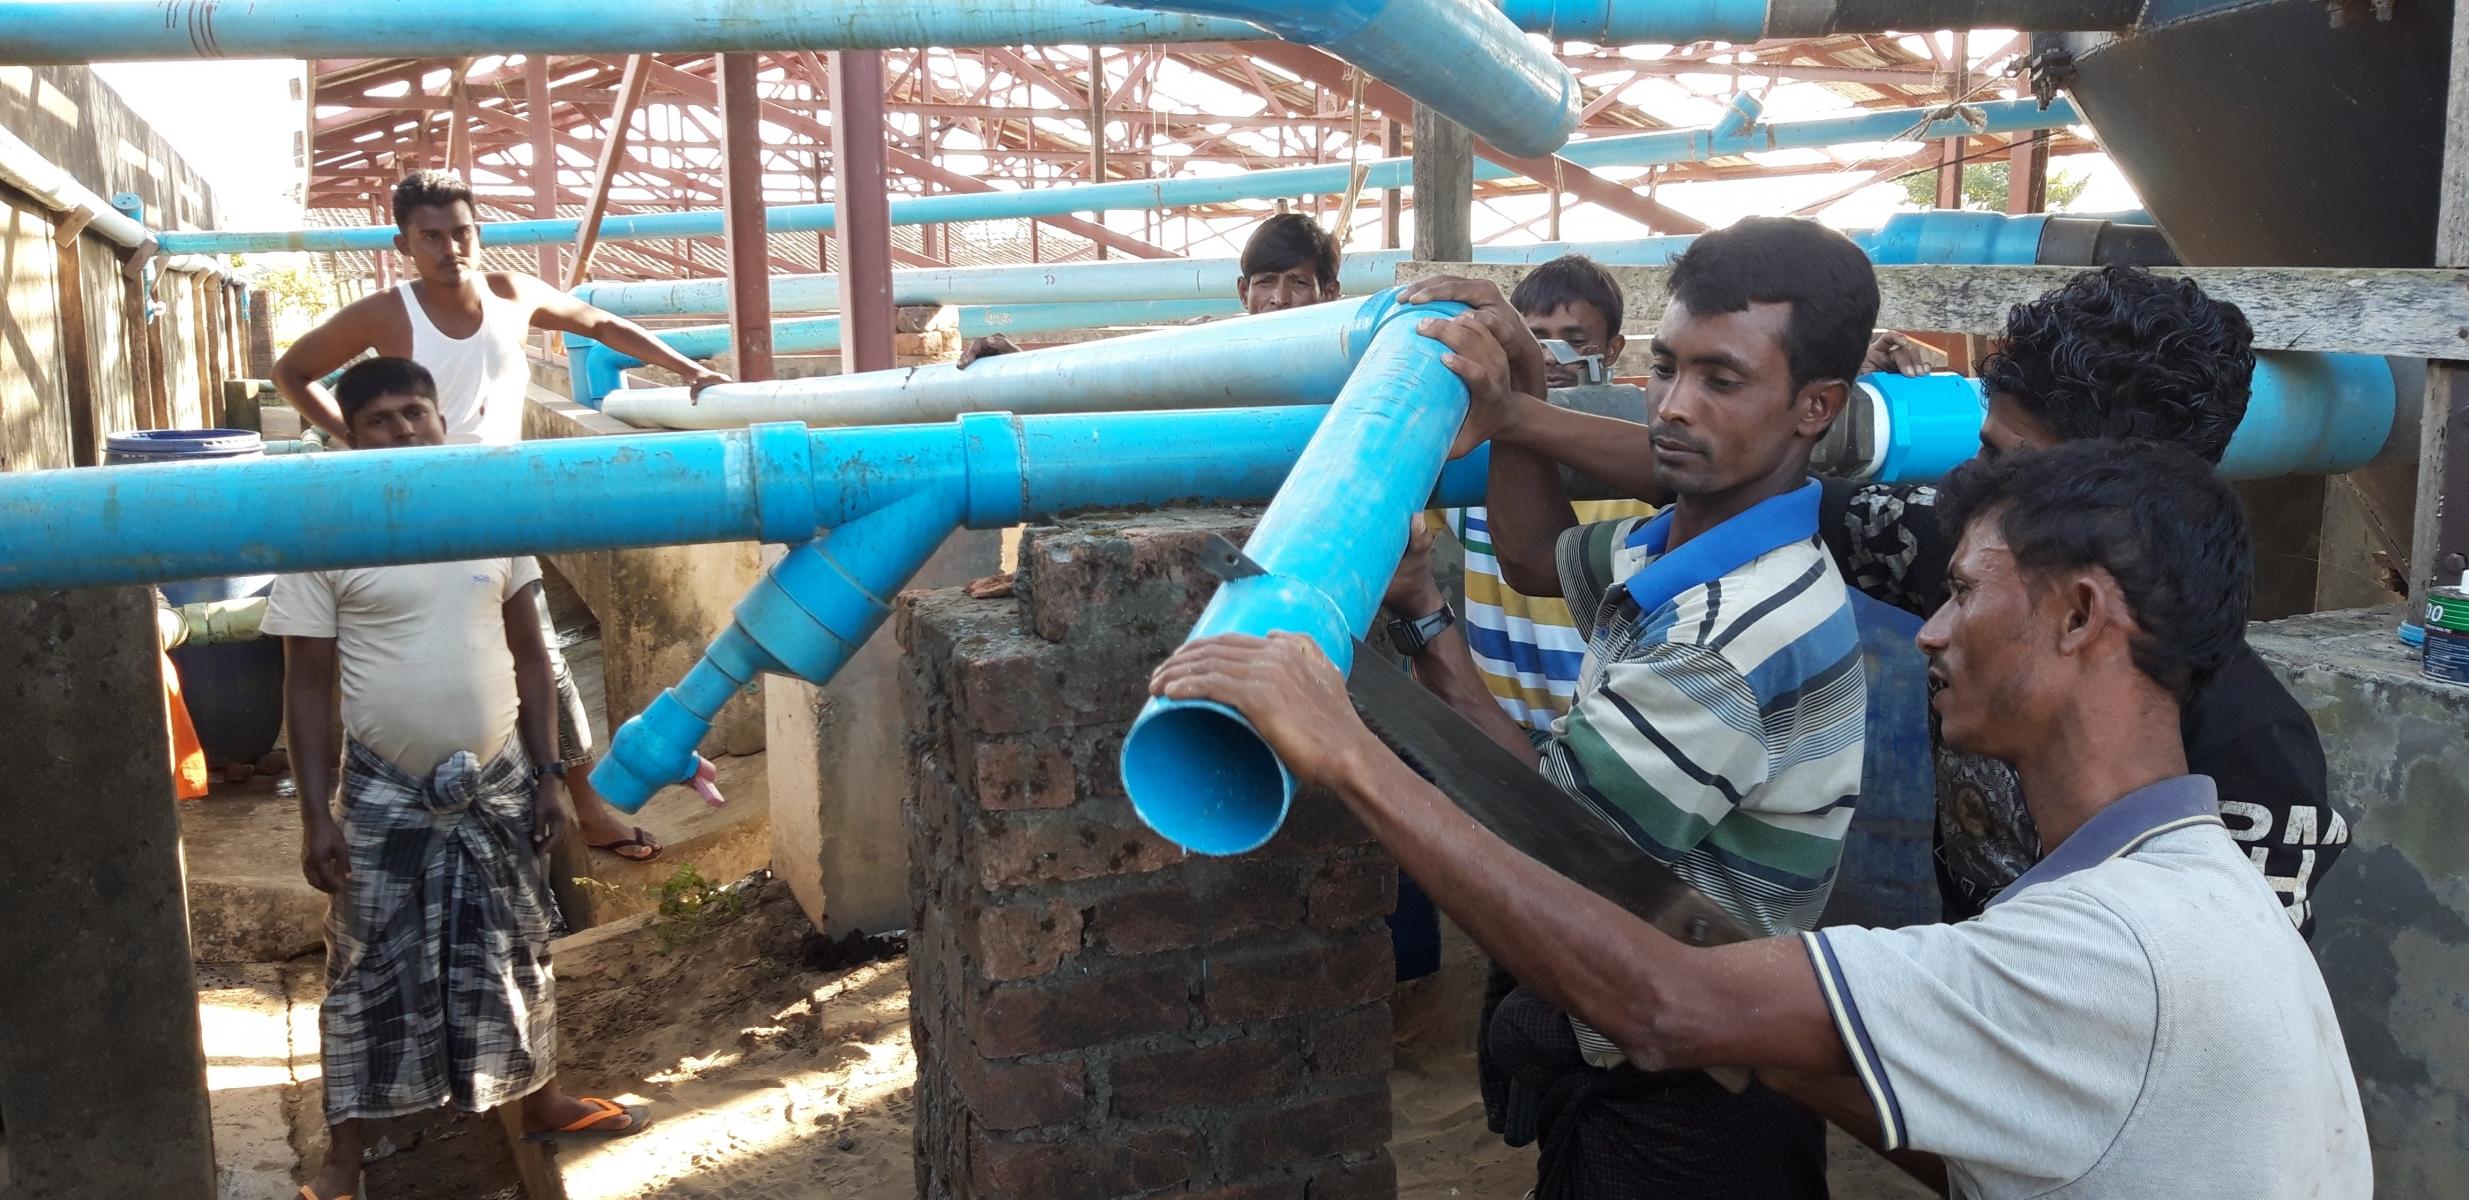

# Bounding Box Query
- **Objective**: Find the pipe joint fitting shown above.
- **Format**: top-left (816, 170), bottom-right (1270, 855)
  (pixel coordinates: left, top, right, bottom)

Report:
top-left (745, 421), bottom-right (821, 544)
top-left (957, 411), bottom-right (1030, 528)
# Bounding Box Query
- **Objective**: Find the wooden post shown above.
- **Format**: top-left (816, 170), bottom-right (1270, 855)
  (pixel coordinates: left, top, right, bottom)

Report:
top-left (1411, 104), bottom-right (1473, 262)
top-left (1382, 118), bottom-right (1404, 250)
top-left (720, 53), bottom-right (775, 381)
top-left (1089, 46), bottom-right (1108, 260)
top-left (1933, 32), bottom-right (1969, 212)
top-left (2007, 134), bottom-right (2049, 216)
top-left (447, 58), bottom-right (475, 178)
top-left (53, 223), bottom-right (101, 464)
top-left (2410, 0), bottom-right (2469, 615)
top-left (830, 49), bottom-right (896, 373)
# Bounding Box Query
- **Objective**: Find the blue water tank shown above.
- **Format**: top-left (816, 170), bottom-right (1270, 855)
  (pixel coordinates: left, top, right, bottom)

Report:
top-left (106, 429), bottom-right (286, 767)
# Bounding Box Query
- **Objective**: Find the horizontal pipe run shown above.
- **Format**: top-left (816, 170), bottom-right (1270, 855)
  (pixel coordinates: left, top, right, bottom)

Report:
top-left (0, 0), bottom-right (2146, 65)
top-left (575, 238), bottom-right (1706, 317)
top-left (0, 122), bottom-right (151, 248)
top-left (1101, 0), bottom-right (1579, 158)
top-left (156, 98), bottom-right (2077, 256)
top-left (604, 291), bottom-right (1388, 429)
top-left (0, 404), bottom-right (1499, 595)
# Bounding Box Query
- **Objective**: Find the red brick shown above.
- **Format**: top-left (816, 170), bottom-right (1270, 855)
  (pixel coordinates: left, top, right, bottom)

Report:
top-left (1220, 1088), bottom-right (1393, 1177)
top-left (1109, 1036), bottom-right (1303, 1118)
top-left (1304, 1005), bottom-right (1393, 1081)
top-left (1304, 856), bottom-right (1397, 931)
top-left (1304, 1150), bottom-right (1397, 1200)
top-left (970, 1123), bottom-right (1206, 1198)
top-left (973, 962), bottom-right (1195, 1058)
top-left (973, 738), bottom-right (1078, 811)
top-left (1202, 934), bottom-right (1392, 1025)
top-left (958, 1055), bottom-right (1087, 1132)
top-left (972, 898), bottom-right (1083, 983)
top-left (973, 812), bottom-right (1182, 891)
top-left (1085, 864), bottom-right (1305, 956)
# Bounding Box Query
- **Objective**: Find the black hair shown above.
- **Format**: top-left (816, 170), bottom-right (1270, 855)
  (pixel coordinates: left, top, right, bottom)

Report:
top-left (1935, 438), bottom-right (2252, 700)
top-left (1511, 254), bottom-right (1624, 335)
top-left (1978, 265), bottom-right (2256, 464)
top-left (392, 169), bottom-right (476, 230)
top-left (335, 356), bottom-right (438, 424)
top-left (1665, 216), bottom-right (1878, 389)
top-left (1239, 213), bottom-right (1340, 288)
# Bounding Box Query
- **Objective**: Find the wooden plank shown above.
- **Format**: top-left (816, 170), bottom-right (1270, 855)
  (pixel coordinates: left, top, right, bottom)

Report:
top-left (2408, 0), bottom-right (2469, 613)
top-left (52, 235), bottom-right (100, 466)
top-left (493, 1105), bottom-right (569, 1200)
top-left (1410, 106), bottom-right (1472, 262)
top-left (1397, 261), bottom-right (2469, 361)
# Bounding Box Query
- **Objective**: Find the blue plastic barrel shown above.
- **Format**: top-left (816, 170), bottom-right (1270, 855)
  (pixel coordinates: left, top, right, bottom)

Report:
top-left (106, 429), bottom-right (285, 767)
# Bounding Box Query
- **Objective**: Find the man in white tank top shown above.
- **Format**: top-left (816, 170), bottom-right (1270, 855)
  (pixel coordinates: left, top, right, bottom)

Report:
top-left (275, 170), bottom-right (729, 858)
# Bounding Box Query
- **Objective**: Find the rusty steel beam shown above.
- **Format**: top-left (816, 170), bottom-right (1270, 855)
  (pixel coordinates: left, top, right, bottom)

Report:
top-left (831, 49), bottom-right (897, 372)
top-left (568, 54), bottom-right (652, 288)
top-left (718, 53), bottom-right (773, 380)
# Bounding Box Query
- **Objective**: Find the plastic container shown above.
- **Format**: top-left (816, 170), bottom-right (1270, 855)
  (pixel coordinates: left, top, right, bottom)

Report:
top-left (105, 429), bottom-right (285, 765)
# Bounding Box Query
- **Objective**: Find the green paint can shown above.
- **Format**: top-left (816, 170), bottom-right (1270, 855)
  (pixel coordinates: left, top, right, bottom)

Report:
top-left (2429, 586), bottom-right (2469, 634)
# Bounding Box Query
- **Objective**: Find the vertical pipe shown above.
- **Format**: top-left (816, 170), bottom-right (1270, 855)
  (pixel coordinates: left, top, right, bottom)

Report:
top-left (721, 53), bottom-right (776, 382)
top-left (830, 50), bottom-right (896, 374)
top-left (527, 54), bottom-right (558, 283)
top-left (1412, 104), bottom-right (1473, 260)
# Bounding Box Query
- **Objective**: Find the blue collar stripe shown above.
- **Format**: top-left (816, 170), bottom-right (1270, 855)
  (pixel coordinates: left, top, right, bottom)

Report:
top-left (1618, 478), bottom-right (1823, 615)
top-left (1988, 775), bottom-right (2224, 907)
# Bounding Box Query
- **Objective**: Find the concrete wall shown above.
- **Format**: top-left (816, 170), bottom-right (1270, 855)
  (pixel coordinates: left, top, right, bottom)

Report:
top-left (1, 66), bottom-right (231, 472)
top-left (2253, 606), bottom-right (2469, 1200)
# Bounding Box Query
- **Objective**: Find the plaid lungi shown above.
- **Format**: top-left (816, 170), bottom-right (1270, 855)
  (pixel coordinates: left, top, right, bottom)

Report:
top-left (321, 739), bottom-right (559, 1123)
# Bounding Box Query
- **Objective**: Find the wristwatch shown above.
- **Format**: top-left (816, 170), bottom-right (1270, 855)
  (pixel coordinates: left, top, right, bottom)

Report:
top-left (531, 761), bottom-right (567, 785)
top-left (1387, 603), bottom-right (1458, 658)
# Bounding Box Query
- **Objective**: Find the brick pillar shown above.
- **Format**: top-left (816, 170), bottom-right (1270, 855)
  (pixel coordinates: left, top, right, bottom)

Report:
top-left (899, 510), bottom-right (1400, 1200)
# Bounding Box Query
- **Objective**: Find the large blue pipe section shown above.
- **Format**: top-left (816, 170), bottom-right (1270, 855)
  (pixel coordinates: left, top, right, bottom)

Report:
top-left (1120, 299), bottom-right (1472, 854)
top-left (1095, 0), bottom-right (1579, 158)
top-left (0, 1), bottom-right (2139, 65)
top-left (149, 98), bottom-right (2077, 256)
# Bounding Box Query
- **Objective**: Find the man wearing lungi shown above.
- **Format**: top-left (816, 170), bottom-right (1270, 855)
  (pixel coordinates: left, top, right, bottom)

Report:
top-left (267, 356), bottom-right (651, 1200)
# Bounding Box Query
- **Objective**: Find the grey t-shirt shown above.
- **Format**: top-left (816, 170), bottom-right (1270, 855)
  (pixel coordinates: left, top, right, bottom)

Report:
top-left (1801, 776), bottom-right (2371, 1199)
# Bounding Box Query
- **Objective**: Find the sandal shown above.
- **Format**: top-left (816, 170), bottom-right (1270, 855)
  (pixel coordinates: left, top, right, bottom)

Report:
top-left (587, 826), bottom-right (663, 863)
top-left (523, 1096), bottom-right (654, 1143)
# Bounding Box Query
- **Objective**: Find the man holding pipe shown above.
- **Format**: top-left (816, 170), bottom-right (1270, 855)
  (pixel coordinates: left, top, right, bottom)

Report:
top-left (1374, 217), bottom-right (1876, 1198)
top-left (1152, 438), bottom-right (2371, 1199)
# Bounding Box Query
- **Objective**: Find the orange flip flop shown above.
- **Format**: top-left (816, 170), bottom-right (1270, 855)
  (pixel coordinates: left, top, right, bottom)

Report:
top-left (523, 1096), bottom-right (653, 1143)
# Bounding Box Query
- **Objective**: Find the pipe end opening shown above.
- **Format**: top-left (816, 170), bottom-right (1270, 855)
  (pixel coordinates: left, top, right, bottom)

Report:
top-left (1122, 700), bottom-right (1293, 857)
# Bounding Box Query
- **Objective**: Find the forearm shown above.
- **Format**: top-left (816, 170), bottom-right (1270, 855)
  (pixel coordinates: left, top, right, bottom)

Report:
top-left (512, 649), bottom-right (558, 771)
top-left (1761, 1070), bottom-right (1948, 1191)
top-left (1504, 399), bottom-right (1666, 504)
top-left (1405, 626), bottom-right (1539, 766)
top-left (287, 683), bottom-right (340, 823)
top-left (591, 316), bottom-right (708, 378)
top-left (272, 368), bottom-right (350, 440)
top-left (1482, 397), bottom-right (1587, 597)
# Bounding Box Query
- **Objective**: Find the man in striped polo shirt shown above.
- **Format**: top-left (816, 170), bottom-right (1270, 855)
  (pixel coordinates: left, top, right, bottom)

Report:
top-left (1378, 217), bottom-right (1874, 1198)
top-left (1423, 255), bottom-right (1664, 735)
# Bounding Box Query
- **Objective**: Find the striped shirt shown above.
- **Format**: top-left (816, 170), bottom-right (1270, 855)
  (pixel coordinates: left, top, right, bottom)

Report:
top-left (1442, 499), bottom-right (1663, 732)
top-left (1542, 480), bottom-right (1866, 938)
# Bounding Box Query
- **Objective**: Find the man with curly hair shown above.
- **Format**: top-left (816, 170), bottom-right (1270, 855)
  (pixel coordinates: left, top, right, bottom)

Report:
top-left (1829, 265), bottom-right (2346, 932)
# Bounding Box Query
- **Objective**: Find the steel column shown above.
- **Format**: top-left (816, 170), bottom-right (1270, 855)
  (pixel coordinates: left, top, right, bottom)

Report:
top-left (829, 50), bottom-right (896, 373)
top-left (719, 53), bottom-right (775, 381)
top-left (567, 54), bottom-right (651, 288)
top-left (527, 55), bottom-right (558, 282)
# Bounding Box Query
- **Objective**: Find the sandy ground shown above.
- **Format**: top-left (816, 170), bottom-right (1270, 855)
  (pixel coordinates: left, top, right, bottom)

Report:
top-left (233, 871), bottom-right (1924, 1197)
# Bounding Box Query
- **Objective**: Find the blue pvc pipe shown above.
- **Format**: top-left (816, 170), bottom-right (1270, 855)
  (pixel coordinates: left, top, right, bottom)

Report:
top-left (0, 402), bottom-right (1498, 595)
top-left (1120, 295), bottom-right (1471, 855)
top-left (155, 99), bottom-right (2076, 257)
top-left (1859, 353), bottom-right (2400, 484)
top-left (1102, 0), bottom-right (1579, 158)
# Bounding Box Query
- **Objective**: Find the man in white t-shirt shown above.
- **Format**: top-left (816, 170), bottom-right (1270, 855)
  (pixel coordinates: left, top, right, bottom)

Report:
top-left (273, 170), bottom-right (727, 858)
top-left (266, 358), bottom-right (654, 1200)
top-left (1150, 437), bottom-right (2369, 1199)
